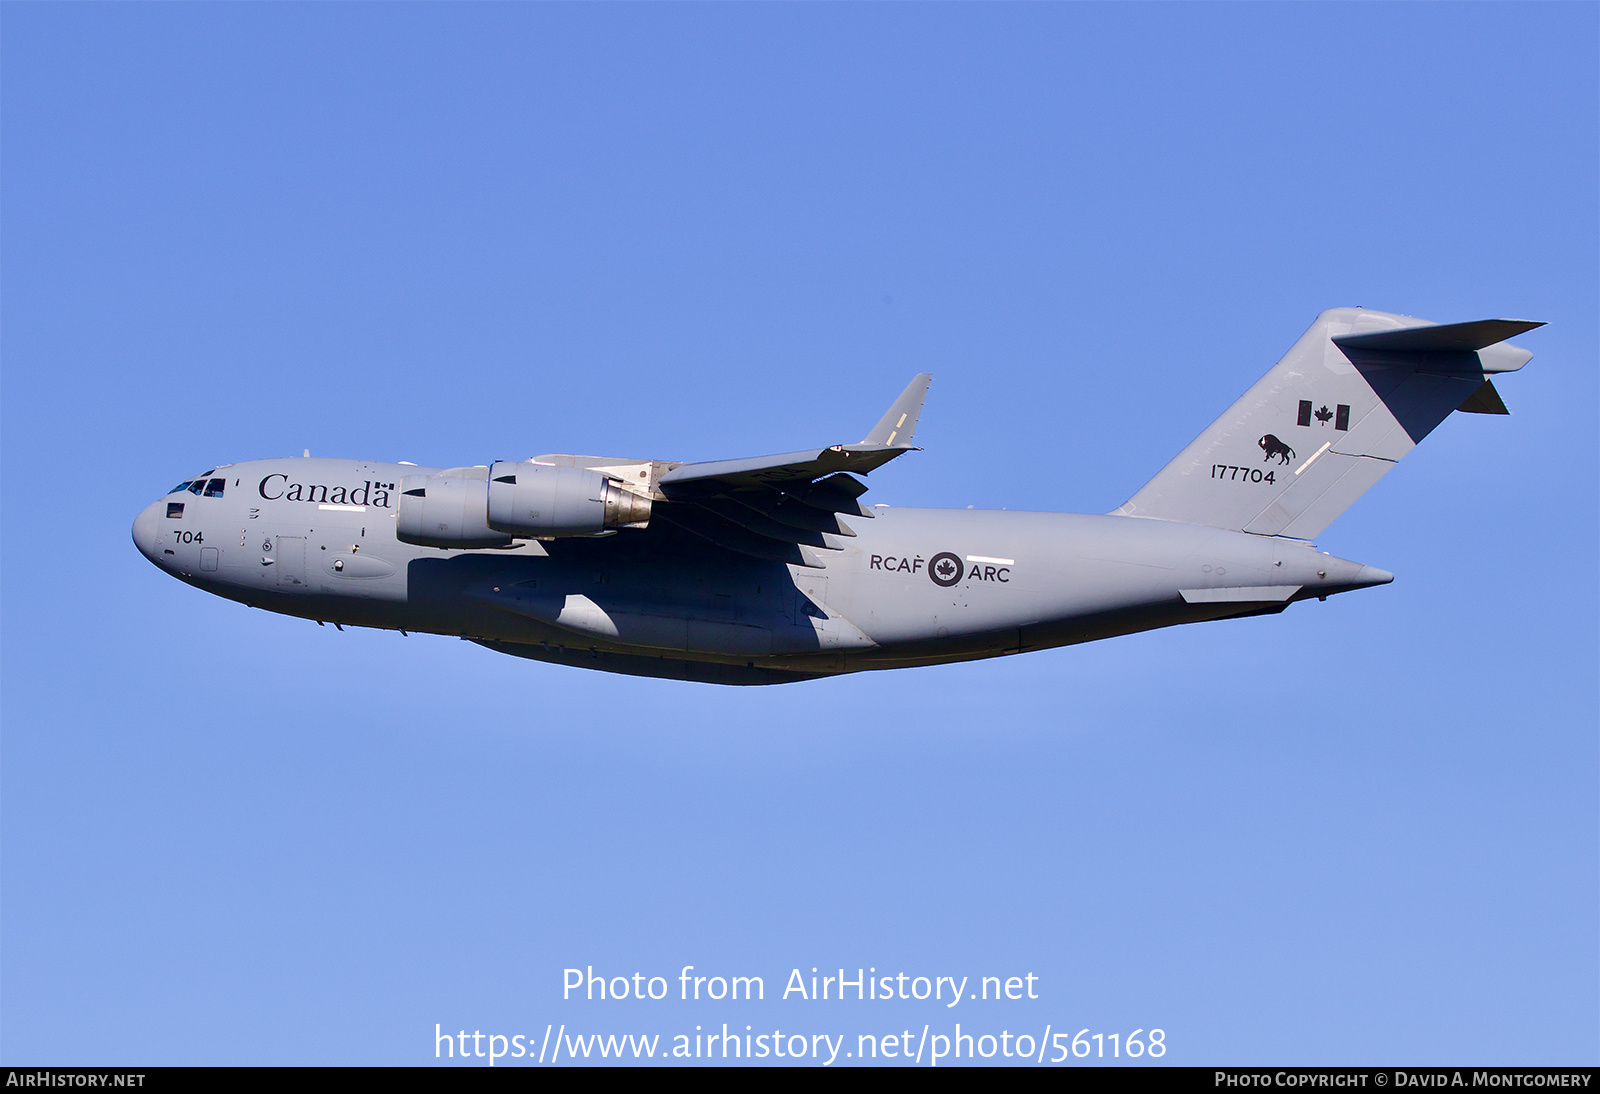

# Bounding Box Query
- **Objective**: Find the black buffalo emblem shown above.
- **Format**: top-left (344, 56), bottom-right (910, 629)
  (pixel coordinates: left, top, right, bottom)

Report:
top-left (1258, 434), bottom-right (1296, 464)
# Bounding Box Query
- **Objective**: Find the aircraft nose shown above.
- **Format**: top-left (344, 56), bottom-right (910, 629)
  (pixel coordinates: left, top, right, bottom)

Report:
top-left (1353, 564), bottom-right (1394, 588)
top-left (132, 500), bottom-right (164, 563)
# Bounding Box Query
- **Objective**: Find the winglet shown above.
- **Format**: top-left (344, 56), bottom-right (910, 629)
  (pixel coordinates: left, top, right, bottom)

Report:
top-left (861, 374), bottom-right (932, 447)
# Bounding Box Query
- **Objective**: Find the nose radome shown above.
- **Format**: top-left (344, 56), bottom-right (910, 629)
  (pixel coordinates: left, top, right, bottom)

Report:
top-left (132, 500), bottom-right (163, 563)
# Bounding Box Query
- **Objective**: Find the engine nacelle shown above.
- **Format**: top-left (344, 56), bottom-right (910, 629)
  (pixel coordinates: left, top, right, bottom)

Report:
top-left (396, 472), bottom-right (514, 549)
top-left (487, 461), bottom-right (652, 537)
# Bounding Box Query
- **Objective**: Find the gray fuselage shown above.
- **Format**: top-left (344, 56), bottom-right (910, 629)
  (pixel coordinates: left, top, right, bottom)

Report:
top-left (132, 457), bottom-right (1389, 685)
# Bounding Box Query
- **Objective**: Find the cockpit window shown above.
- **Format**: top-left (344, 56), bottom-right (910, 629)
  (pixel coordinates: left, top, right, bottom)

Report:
top-left (172, 470), bottom-right (217, 495)
top-left (203, 478), bottom-right (225, 497)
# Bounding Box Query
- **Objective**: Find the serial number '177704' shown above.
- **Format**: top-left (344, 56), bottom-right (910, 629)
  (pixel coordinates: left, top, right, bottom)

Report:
top-left (1211, 465), bottom-right (1277, 484)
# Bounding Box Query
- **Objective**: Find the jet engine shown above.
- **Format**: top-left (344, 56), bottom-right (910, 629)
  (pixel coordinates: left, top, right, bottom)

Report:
top-left (396, 462), bottom-right (652, 549)
top-left (396, 471), bottom-right (513, 549)
top-left (486, 461), bottom-right (652, 537)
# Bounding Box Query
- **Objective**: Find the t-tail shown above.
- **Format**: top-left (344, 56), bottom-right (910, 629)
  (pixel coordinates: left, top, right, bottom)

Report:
top-left (1112, 308), bottom-right (1543, 539)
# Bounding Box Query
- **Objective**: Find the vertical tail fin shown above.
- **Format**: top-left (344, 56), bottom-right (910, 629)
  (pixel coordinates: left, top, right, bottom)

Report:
top-left (1113, 309), bottom-right (1542, 539)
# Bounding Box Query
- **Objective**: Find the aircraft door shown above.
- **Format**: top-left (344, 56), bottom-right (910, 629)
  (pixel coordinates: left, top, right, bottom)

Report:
top-left (274, 536), bottom-right (307, 589)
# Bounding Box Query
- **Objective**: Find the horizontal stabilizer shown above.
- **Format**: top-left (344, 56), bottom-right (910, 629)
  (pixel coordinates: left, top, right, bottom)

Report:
top-left (1333, 319), bottom-right (1544, 354)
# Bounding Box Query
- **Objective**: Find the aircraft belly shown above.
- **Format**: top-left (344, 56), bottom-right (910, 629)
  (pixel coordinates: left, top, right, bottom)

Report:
top-left (460, 581), bottom-right (877, 657)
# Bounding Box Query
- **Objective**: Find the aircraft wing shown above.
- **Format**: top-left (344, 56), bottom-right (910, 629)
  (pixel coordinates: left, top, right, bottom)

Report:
top-left (658, 443), bottom-right (911, 493)
top-left (651, 374), bottom-right (931, 569)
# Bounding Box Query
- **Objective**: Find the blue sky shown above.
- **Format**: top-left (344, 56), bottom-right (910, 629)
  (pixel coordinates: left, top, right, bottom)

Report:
top-left (3, 3), bottom-right (1595, 1066)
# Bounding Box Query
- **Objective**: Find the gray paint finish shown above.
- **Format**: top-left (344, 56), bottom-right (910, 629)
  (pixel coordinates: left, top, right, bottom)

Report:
top-left (131, 309), bottom-right (1536, 685)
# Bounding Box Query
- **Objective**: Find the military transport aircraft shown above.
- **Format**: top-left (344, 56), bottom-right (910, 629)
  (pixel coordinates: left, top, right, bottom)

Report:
top-left (133, 308), bottom-right (1540, 685)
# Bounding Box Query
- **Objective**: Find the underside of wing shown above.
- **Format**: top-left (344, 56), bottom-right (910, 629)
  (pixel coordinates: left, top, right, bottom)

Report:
top-left (650, 374), bottom-right (932, 568)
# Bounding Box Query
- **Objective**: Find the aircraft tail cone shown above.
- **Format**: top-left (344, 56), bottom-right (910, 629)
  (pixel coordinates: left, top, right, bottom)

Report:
top-left (1353, 564), bottom-right (1394, 588)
